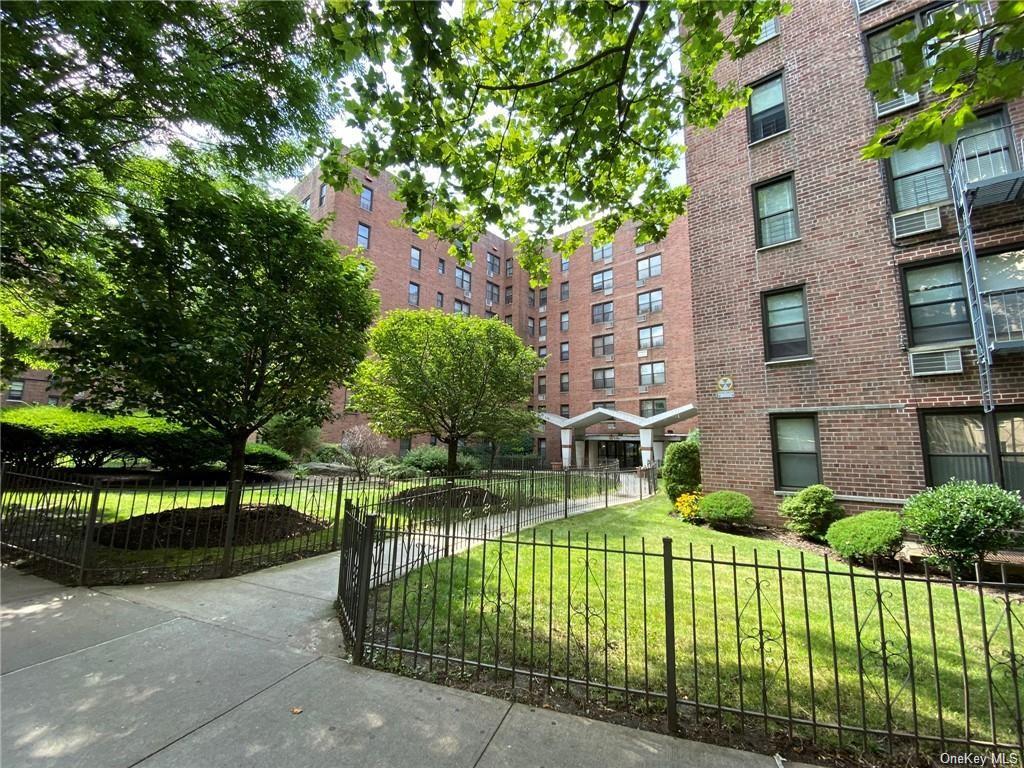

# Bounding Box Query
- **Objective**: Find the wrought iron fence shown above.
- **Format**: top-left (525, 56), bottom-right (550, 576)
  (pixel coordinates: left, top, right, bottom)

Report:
top-left (339, 500), bottom-right (1024, 759)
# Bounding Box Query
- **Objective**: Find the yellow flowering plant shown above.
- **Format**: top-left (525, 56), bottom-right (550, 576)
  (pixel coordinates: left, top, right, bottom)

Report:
top-left (674, 492), bottom-right (702, 523)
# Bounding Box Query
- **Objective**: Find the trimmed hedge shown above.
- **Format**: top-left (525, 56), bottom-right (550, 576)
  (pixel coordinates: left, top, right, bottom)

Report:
top-left (697, 491), bottom-right (753, 526)
top-left (662, 437), bottom-right (701, 502)
top-left (825, 510), bottom-right (904, 562)
top-left (400, 445), bottom-right (481, 475)
top-left (244, 443), bottom-right (292, 471)
top-left (779, 484), bottom-right (844, 540)
top-left (903, 480), bottom-right (1024, 572)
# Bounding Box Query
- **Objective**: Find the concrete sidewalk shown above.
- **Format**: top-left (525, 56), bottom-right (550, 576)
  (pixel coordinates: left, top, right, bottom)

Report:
top-left (1, 558), bottom-right (818, 768)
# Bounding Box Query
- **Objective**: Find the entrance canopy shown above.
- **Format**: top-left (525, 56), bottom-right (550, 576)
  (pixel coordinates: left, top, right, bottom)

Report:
top-left (538, 404), bottom-right (697, 468)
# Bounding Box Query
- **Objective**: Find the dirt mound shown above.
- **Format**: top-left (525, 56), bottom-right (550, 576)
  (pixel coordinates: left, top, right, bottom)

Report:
top-left (93, 504), bottom-right (327, 550)
top-left (387, 485), bottom-right (505, 511)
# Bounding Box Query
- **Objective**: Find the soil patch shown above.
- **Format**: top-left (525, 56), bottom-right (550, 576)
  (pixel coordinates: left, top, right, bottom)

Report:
top-left (93, 503), bottom-right (327, 550)
top-left (387, 484), bottom-right (506, 511)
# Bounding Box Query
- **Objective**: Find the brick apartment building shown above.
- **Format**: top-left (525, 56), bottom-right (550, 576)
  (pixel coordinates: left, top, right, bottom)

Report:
top-left (285, 165), bottom-right (698, 467)
top-left (686, 0), bottom-right (1024, 522)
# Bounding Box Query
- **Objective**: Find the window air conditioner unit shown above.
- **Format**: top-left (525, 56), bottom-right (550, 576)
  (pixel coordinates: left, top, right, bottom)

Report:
top-left (485, 300), bottom-right (494, 308)
top-left (638, 385), bottom-right (650, 394)
top-left (604, 322), bottom-right (615, 330)
top-left (909, 348), bottom-right (963, 376)
top-left (539, 305), bottom-right (547, 313)
top-left (603, 387), bottom-right (615, 396)
top-left (604, 354), bottom-right (615, 362)
top-left (538, 335), bottom-right (546, 342)
top-left (892, 206), bottom-right (942, 238)
top-left (636, 313), bottom-right (649, 323)
top-left (635, 244), bottom-right (646, 254)
top-left (637, 349), bottom-right (649, 358)
top-left (464, 290), bottom-right (472, 299)
top-left (875, 91), bottom-right (919, 118)
top-left (537, 393), bottom-right (546, 401)
top-left (603, 287), bottom-right (614, 296)
top-left (856, 0), bottom-right (889, 13)
top-left (636, 279), bottom-right (647, 288)
top-left (603, 255), bottom-right (614, 264)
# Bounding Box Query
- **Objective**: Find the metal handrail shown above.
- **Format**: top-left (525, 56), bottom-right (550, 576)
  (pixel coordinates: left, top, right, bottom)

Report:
top-left (950, 120), bottom-right (1023, 192)
top-left (982, 286), bottom-right (1024, 345)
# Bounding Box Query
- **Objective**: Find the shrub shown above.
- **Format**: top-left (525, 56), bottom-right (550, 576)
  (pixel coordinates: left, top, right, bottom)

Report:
top-left (902, 481), bottom-right (1024, 572)
top-left (662, 438), bottom-right (701, 502)
top-left (340, 425), bottom-right (391, 479)
top-left (142, 428), bottom-right (225, 472)
top-left (259, 414), bottom-right (321, 460)
top-left (779, 484), bottom-right (844, 540)
top-left (244, 443), bottom-right (292, 471)
top-left (309, 443), bottom-right (352, 464)
top-left (674, 492), bottom-right (702, 523)
top-left (825, 511), bottom-right (904, 562)
top-left (697, 491), bottom-right (753, 526)
top-left (401, 445), bottom-right (480, 476)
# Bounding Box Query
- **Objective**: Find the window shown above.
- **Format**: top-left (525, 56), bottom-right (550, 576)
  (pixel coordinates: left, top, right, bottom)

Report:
top-left (922, 409), bottom-right (1024, 492)
top-left (592, 334), bottom-right (614, 356)
top-left (537, 438), bottom-right (547, 461)
top-left (301, 196), bottom-right (311, 211)
top-left (47, 394), bottom-right (60, 406)
top-left (561, 257), bottom-right (570, 273)
top-left (772, 415), bottom-right (821, 490)
top-left (454, 299), bottom-right (470, 316)
top-left (980, 249), bottom-right (1024, 343)
top-left (756, 16), bottom-right (779, 43)
top-left (537, 376), bottom-right (547, 395)
top-left (560, 312), bottom-right (569, 332)
top-left (438, 258), bottom-right (446, 275)
top-left (504, 314), bottom-right (513, 325)
top-left (538, 345), bottom-right (548, 358)
top-left (505, 258), bottom-right (514, 277)
top-left (638, 324), bottom-right (665, 350)
top-left (538, 317), bottom-right (547, 338)
top-left (637, 254), bottom-right (662, 281)
top-left (637, 290), bottom-right (663, 315)
top-left (999, 412), bottom-right (1024, 492)
top-left (486, 282), bottom-right (500, 305)
top-left (318, 182), bottom-right (328, 207)
top-left (560, 281), bottom-right (570, 301)
top-left (357, 223), bottom-right (371, 249)
top-left (455, 267), bottom-right (472, 291)
top-left (560, 372), bottom-right (569, 392)
top-left (559, 341), bottom-right (569, 361)
top-left (538, 288), bottom-right (548, 308)
top-left (593, 400), bottom-right (614, 411)
top-left (487, 252), bottom-right (500, 276)
top-left (436, 291), bottom-right (445, 308)
top-left (486, 310), bottom-right (496, 319)
top-left (889, 143), bottom-right (949, 211)
top-left (592, 269), bottom-right (614, 293)
top-left (640, 398), bottom-right (667, 418)
top-left (408, 282), bottom-right (420, 306)
top-left (762, 287), bottom-right (809, 359)
top-left (528, 289), bottom-right (536, 308)
top-left (399, 437), bottom-right (412, 456)
top-left (958, 113), bottom-right (1015, 184)
top-left (639, 361), bottom-right (666, 386)
top-left (592, 301), bottom-right (614, 324)
top-left (867, 23), bottom-right (916, 109)
top-left (592, 368), bottom-right (615, 390)
top-left (748, 74), bottom-right (788, 143)
top-left (7, 379), bottom-right (25, 401)
top-left (560, 404), bottom-right (571, 417)
top-left (592, 242), bottom-right (612, 261)
top-left (904, 261), bottom-right (970, 345)
top-left (527, 317), bottom-right (536, 337)
top-left (410, 247), bottom-right (421, 270)
top-left (360, 186), bottom-right (374, 211)
top-left (755, 176), bottom-right (798, 247)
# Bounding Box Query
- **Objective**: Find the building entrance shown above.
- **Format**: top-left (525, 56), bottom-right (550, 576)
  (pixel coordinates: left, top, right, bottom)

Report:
top-left (596, 440), bottom-right (641, 468)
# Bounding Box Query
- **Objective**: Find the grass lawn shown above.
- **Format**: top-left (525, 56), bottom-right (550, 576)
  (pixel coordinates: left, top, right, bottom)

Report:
top-left (368, 495), bottom-right (1024, 754)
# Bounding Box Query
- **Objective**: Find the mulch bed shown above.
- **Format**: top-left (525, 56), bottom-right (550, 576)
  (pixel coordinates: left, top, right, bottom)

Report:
top-left (387, 485), bottom-right (505, 511)
top-left (93, 503), bottom-right (327, 550)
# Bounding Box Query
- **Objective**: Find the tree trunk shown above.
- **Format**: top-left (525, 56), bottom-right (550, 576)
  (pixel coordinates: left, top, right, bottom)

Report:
top-left (446, 438), bottom-right (459, 481)
top-left (227, 435), bottom-right (248, 487)
top-left (488, 440), bottom-right (498, 478)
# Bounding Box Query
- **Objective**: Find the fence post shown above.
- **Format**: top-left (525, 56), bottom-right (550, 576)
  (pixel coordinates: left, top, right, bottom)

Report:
top-left (331, 479), bottom-right (344, 550)
top-left (220, 479), bottom-right (243, 578)
top-left (563, 469), bottom-right (570, 518)
top-left (352, 514), bottom-right (377, 665)
top-left (604, 470), bottom-right (609, 509)
top-left (77, 480), bottom-right (102, 587)
top-left (662, 537), bottom-right (679, 733)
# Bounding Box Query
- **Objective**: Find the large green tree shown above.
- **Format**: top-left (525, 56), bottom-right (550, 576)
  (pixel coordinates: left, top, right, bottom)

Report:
top-left (50, 160), bottom-right (378, 484)
top-left (322, 0), bottom-right (1023, 276)
top-left (349, 310), bottom-right (543, 476)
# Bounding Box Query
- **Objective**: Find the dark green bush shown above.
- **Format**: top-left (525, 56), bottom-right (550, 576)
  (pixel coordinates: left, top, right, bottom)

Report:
top-left (401, 445), bottom-right (480, 475)
top-left (697, 491), bottom-right (753, 526)
top-left (825, 510), bottom-right (904, 562)
top-left (779, 484), bottom-right (844, 540)
top-left (309, 443), bottom-right (352, 464)
top-left (244, 443), bottom-right (292, 471)
top-left (141, 428), bottom-right (225, 472)
top-left (902, 481), bottom-right (1024, 572)
top-left (259, 414), bottom-right (321, 460)
top-left (662, 437), bottom-right (701, 502)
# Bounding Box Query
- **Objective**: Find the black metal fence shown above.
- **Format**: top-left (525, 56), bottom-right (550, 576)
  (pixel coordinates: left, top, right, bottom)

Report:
top-left (339, 498), bottom-right (1024, 759)
top-left (1, 465), bottom-right (653, 585)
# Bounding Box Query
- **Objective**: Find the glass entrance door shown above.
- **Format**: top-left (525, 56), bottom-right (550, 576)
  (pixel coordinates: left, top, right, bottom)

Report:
top-left (596, 440), bottom-right (641, 468)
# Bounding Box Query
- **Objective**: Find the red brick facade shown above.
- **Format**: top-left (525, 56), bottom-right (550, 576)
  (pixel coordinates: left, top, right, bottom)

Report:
top-left (686, 0), bottom-right (1024, 523)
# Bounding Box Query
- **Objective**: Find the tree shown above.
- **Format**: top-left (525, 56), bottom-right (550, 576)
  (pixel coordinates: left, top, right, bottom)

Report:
top-left (50, 160), bottom-right (378, 484)
top-left (863, 2), bottom-right (1024, 158)
top-left (340, 426), bottom-right (391, 480)
top-left (349, 310), bottom-right (543, 476)
top-left (1, 0), bottom-right (346, 370)
top-left (260, 414), bottom-right (322, 462)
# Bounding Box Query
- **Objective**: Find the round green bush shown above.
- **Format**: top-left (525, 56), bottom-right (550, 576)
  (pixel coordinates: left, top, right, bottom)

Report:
top-left (903, 480), bottom-right (1024, 572)
top-left (779, 484), bottom-right (844, 540)
top-left (401, 445), bottom-right (480, 475)
top-left (244, 443), bottom-right (292, 471)
top-left (825, 510), bottom-right (904, 562)
top-left (309, 443), bottom-right (352, 464)
top-left (259, 414), bottom-right (321, 460)
top-left (697, 490), bottom-right (753, 526)
top-left (662, 438), bottom-right (701, 502)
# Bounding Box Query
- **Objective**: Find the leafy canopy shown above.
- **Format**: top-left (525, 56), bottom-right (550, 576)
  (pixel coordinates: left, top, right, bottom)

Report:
top-left (349, 310), bottom-right (542, 472)
top-left (863, 1), bottom-right (1024, 158)
top-left (50, 160), bottom-right (378, 480)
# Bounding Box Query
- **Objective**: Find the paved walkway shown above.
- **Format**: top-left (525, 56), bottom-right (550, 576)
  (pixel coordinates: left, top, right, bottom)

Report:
top-left (1, 556), bottom-right (818, 768)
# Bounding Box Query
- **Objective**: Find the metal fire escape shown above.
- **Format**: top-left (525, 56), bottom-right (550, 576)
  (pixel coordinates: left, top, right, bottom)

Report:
top-left (949, 120), bottom-right (1024, 412)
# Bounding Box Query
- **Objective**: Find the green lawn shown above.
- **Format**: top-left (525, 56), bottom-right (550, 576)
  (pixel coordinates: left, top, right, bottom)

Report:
top-left (367, 495), bottom-right (1024, 754)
